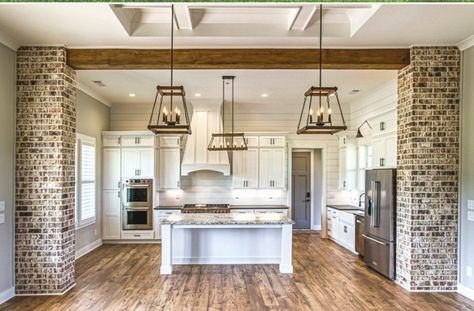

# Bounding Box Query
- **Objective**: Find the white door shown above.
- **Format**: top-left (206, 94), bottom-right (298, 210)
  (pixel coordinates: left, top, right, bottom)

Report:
top-left (139, 148), bottom-right (154, 177)
top-left (103, 189), bottom-right (121, 240)
top-left (232, 151), bottom-right (245, 188)
top-left (159, 148), bottom-right (181, 189)
top-left (121, 149), bottom-right (140, 178)
top-left (385, 135), bottom-right (397, 168)
top-left (259, 148), bottom-right (272, 188)
top-left (103, 148), bottom-right (121, 190)
top-left (271, 148), bottom-right (286, 188)
top-left (244, 148), bottom-right (259, 188)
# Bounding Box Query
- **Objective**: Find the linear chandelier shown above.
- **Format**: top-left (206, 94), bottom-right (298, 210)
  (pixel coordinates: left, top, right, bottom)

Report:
top-left (148, 4), bottom-right (191, 135)
top-left (297, 4), bottom-right (347, 135)
top-left (208, 76), bottom-right (248, 151)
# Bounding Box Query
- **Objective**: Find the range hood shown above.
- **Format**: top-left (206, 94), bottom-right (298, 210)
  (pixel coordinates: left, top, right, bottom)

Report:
top-left (181, 101), bottom-right (230, 176)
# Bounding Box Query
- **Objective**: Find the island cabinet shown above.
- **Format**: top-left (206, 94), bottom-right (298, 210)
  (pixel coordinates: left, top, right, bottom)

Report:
top-left (154, 209), bottom-right (181, 239)
top-left (232, 148), bottom-right (259, 188)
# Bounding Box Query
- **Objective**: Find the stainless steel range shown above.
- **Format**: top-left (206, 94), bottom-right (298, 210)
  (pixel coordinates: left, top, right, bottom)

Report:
top-left (181, 204), bottom-right (230, 214)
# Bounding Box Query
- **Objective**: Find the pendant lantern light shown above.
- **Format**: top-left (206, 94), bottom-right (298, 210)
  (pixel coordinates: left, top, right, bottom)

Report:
top-left (208, 76), bottom-right (248, 151)
top-left (148, 4), bottom-right (191, 135)
top-left (297, 4), bottom-right (347, 135)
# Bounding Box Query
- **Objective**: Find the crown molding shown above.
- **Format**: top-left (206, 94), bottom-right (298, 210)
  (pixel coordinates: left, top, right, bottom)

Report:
top-left (76, 81), bottom-right (112, 107)
top-left (0, 29), bottom-right (19, 51)
top-left (458, 35), bottom-right (474, 51)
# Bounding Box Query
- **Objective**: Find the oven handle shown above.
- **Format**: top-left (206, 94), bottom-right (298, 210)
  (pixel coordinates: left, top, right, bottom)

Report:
top-left (124, 185), bottom-right (151, 188)
top-left (123, 206), bottom-right (152, 211)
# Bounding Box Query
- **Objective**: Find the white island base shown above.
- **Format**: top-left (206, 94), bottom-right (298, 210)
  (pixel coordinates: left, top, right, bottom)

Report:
top-left (160, 214), bottom-right (294, 275)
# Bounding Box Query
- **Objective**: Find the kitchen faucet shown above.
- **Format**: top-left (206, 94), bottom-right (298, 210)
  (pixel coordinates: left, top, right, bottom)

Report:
top-left (359, 193), bottom-right (365, 207)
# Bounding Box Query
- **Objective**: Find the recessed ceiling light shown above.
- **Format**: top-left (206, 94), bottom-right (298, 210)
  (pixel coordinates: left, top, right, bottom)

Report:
top-left (129, 93), bottom-right (136, 97)
top-left (261, 93), bottom-right (268, 97)
top-left (194, 93), bottom-right (201, 97)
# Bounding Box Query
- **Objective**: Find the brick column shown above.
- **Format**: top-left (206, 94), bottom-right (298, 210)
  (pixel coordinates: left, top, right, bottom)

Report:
top-left (397, 47), bottom-right (460, 291)
top-left (16, 46), bottom-right (76, 294)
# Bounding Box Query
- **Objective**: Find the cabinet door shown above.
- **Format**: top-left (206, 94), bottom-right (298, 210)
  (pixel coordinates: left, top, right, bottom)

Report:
top-left (103, 135), bottom-right (121, 147)
top-left (154, 210), bottom-right (181, 239)
top-left (338, 148), bottom-right (347, 189)
top-left (159, 148), bottom-right (181, 189)
top-left (232, 151), bottom-right (245, 188)
top-left (270, 148), bottom-right (286, 188)
top-left (244, 136), bottom-right (259, 148)
top-left (121, 136), bottom-right (154, 147)
top-left (103, 190), bottom-right (121, 240)
top-left (139, 148), bottom-right (154, 177)
top-left (259, 136), bottom-right (285, 147)
top-left (339, 222), bottom-right (355, 251)
top-left (244, 148), bottom-right (259, 188)
top-left (345, 145), bottom-right (357, 190)
top-left (103, 148), bottom-right (121, 189)
top-left (384, 135), bottom-right (397, 168)
top-left (159, 136), bottom-right (180, 148)
top-left (121, 149), bottom-right (140, 178)
top-left (371, 138), bottom-right (385, 169)
top-left (259, 148), bottom-right (272, 188)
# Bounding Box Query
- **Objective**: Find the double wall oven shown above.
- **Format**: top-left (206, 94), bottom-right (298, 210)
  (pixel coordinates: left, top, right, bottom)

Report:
top-left (122, 179), bottom-right (153, 230)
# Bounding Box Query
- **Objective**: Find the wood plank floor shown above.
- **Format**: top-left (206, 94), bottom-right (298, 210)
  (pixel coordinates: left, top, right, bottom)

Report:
top-left (2, 232), bottom-right (474, 311)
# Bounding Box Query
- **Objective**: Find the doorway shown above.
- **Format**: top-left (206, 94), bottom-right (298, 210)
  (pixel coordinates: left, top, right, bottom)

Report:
top-left (292, 152), bottom-right (311, 229)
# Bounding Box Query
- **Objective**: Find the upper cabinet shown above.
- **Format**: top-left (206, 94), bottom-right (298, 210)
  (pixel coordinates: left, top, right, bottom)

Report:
top-left (121, 135), bottom-right (154, 147)
top-left (122, 148), bottom-right (154, 178)
top-left (103, 148), bottom-right (121, 190)
top-left (372, 133), bottom-right (397, 169)
top-left (158, 136), bottom-right (181, 190)
top-left (259, 148), bottom-right (286, 189)
top-left (259, 136), bottom-right (286, 148)
top-left (103, 135), bottom-right (122, 147)
top-left (338, 134), bottom-right (357, 190)
top-left (233, 148), bottom-right (259, 188)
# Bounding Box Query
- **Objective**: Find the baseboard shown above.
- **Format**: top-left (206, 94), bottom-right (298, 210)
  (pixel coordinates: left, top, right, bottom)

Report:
top-left (102, 240), bottom-right (160, 244)
top-left (75, 239), bottom-right (102, 260)
top-left (459, 283), bottom-right (474, 300)
top-left (173, 256), bottom-right (280, 265)
top-left (0, 287), bottom-right (15, 304)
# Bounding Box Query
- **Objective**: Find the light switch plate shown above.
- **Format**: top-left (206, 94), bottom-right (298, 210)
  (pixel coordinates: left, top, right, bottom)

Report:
top-left (0, 201), bottom-right (5, 212)
top-left (0, 214), bottom-right (4, 224)
top-left (468, 200), bottom-right (474, 210)
top-left (468, 211), bottom-right (474, 222)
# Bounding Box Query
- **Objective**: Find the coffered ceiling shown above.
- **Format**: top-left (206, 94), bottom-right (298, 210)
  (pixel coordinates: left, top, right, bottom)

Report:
top-left (0, 3), bottom-right (473, 49)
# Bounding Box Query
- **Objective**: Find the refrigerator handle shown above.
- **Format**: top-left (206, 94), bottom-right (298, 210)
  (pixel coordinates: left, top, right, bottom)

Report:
top-left (371, 181), bottom-right (381, 228)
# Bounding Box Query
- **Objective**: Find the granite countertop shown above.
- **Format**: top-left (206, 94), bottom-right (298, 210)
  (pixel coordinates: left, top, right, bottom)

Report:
top-left (154, 205), bottom-right (290, 210)
top-left (161, 213), bottom-right (295, 225)
top-left (346, 210), bottom-right (365, 217)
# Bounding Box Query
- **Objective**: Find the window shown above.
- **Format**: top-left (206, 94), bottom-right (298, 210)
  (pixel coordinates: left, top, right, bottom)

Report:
top-left (76, 134), bottom-right (97, 229)
top-left (357, 144), bottom-right (372, 190)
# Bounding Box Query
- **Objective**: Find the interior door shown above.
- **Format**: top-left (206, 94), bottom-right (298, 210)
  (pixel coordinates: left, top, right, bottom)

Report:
top-left (291, 152), bottom-right (311, 229)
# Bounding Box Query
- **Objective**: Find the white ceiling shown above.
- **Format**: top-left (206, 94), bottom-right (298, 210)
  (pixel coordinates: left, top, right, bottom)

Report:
top-left (0, 3), bottom-right (473, 49)
top-left (76, 69), bottom-right (397, 107)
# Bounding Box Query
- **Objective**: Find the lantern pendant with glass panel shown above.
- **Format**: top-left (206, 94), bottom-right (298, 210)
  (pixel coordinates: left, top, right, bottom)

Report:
top-left (208, 76), bottom-right (248, 151)
top-left (148, 4), bottom-right (191, 135)
top-left (297, 4), bottom-right (347, 135)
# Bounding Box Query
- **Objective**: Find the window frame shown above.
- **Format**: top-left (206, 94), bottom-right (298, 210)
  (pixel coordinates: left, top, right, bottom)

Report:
top-left (76, 133), bottom-right (97, 230)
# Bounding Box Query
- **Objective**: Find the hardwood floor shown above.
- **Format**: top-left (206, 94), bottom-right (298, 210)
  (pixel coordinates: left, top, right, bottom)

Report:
top-left (2, 232), bottom-right (474, 311)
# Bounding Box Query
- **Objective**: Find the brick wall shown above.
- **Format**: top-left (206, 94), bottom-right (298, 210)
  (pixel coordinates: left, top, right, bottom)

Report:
top-left (16, 46), bottom-right (76, 294)
top-left (397, 46), bottom-right (460, 291)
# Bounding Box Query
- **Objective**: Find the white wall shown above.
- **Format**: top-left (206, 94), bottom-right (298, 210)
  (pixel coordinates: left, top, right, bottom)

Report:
top-left (76, 90), bottom-right (110, 252)
top-left (0, 42), bottom-right (15, 302)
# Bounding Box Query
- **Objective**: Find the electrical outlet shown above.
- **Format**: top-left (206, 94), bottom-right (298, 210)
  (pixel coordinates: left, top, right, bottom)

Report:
top-left (0, 201), bottom-right (5, 212)
top-left (468, 200), bottom-right (474, 210)
top-left (0, 214), bottom-right (4, 224)
top-left (468, 211), bottom-right (474, 222)
top-left (467, 266), bottom-right (473, 278)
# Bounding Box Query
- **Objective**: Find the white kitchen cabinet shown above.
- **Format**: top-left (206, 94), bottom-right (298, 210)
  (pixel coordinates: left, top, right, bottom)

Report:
top-left (338, 142), bottom-right (357, 190)
top-left (254, 209), bottom-right (288, 216)
top-left (103, 135), bottom-right (122, 147)
top-left (102, 189), bottom-right (121, 240)
top-left (121, 148), bottom-right (154, 178)
top-left (103, 148), bottom-right (121, 190)
top-left (121, 230), bottom-right (154, 240)
top-left (233, 148), bottom-right (259, 188)
top-left (230, 209), bottom-right (255, 214)
top-left (259, 148), bottom-right (286, 189)
top-left (159, 136), bottom-right (181, 148)
top-left (121, 135), bottom-right (155, 147)
top-left (243, 136), bottom-right (259, 148)
top-left (372, 133), bottom-right (397, 168)
top-left (159, 148), bottom-right (181, 189)
top-left (259, 136), bottom-right (286, 148)
top-left (327, 207), bottom-right (356, 253)
top-left (154, 209), bottom-right (181, 239)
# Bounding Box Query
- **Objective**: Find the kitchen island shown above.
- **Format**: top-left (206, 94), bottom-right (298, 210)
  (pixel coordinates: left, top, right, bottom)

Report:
top-left (160, 213), bottom-right (294, 275)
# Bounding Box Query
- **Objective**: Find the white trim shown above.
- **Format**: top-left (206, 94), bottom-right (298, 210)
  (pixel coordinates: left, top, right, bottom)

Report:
top-left (0, 287), bottom-right (15, 304)
top-left (458, 35), bottom-right (474, 51)
top-left (76, 81), bottom-right (112, 107)
top-left (0, 30), bottom-right (19, 51)
top-left (458, 283), bottom-right (474, 301)
top-left (173, 256), bottom-right (280, 264)
top-left (15, 283), bottom-right (76, 297)
top-left (103, 240), bottom-right (160, 244)
top-left (75, 239), bottom-right (102, 260)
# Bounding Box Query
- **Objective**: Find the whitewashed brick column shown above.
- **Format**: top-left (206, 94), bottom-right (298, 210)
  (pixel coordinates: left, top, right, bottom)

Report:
top-left (16, 46), bottom-right (76, 294)
top-left (397, 46), bottom-right (460, 291)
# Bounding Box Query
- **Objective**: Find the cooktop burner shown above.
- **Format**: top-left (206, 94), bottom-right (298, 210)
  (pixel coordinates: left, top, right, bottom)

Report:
top-left (182, 204), bottom-right (230, 213)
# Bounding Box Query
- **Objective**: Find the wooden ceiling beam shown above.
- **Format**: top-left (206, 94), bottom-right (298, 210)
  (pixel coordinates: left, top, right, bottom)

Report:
top-left (66, 48), bottom-right (410, 70)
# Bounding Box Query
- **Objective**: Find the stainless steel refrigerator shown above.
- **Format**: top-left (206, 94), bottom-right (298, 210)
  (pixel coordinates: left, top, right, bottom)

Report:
top-left (363, 168), bottom-right (396, 280)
